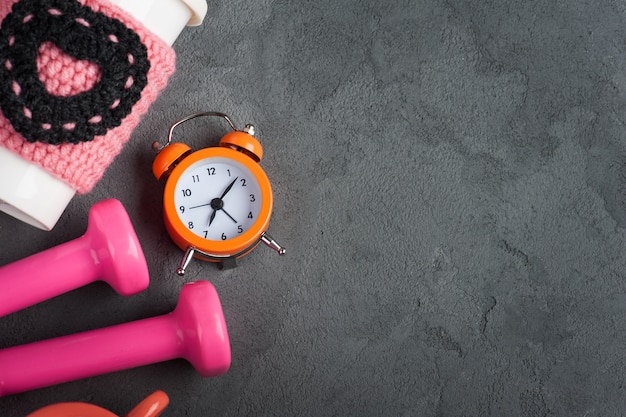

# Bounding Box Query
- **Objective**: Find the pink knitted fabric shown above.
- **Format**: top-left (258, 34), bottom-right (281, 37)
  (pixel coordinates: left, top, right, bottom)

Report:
top-left (0, 0), bottom-right (176, 193)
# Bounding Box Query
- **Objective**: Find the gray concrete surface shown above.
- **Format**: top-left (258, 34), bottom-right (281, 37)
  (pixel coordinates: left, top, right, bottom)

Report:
top-left (1, 0), bottom-right (626, 415)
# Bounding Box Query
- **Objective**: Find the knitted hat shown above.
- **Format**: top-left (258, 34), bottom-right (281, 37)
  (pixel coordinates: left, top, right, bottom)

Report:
top-left (0, 0), bottom-right (176, 193)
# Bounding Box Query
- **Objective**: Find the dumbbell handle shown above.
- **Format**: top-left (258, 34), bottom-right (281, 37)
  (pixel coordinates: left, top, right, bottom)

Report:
top-left (0, 236), bottom-right (99, 316)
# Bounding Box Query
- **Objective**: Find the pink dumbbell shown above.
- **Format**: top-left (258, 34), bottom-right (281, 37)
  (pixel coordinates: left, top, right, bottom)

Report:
top-left (0, 199), bottom-right (149, 317)
top-left (0, 280), bottom-right (231, 396)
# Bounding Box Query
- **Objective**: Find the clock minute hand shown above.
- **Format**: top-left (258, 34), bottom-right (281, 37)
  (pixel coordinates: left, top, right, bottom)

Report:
top-left (220, 177), bottom-right (238, 199)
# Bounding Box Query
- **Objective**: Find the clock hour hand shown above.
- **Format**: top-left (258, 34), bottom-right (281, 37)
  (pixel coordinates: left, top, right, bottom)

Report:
top-left (208, 209), bottom-right (217, 227)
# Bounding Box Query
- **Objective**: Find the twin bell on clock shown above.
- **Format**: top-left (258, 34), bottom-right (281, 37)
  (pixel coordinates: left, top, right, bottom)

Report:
top-left (152, 112), bottom-right (285, 275)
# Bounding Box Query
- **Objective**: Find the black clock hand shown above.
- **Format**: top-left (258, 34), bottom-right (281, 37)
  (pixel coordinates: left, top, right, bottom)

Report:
top-left (207, 197), bottom-right (226, 227)
top-left (194, 177), bottom-right (238, 211)
top-left (189, 202), bottom-right (211, 210)
top-left (208, 208), bottom-right (217, 227)
top-left (220, 177), bottom-right (238, 199)
top-left (221, 208), bottom-right (237, 223)
top-left (205, 177), bottom-right (239, 227)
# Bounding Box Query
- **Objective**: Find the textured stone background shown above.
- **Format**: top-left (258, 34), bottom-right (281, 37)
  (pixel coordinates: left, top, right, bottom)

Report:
top-left (2, 0), bottom-right (626, 416)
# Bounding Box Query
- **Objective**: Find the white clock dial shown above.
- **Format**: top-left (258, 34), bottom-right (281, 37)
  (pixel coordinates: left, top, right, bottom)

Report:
top-left (174, 157), bottom-right (262, 241)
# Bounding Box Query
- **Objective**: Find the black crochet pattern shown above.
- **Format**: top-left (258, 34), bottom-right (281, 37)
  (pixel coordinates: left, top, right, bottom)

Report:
top-left (0, 0), bottom-right (150, 145)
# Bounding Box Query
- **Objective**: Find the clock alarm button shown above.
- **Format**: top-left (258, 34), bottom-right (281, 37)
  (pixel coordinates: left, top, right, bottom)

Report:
top-left (152, 142), bottom-right (192, 180)
top-left (219, 130), bottom-right (263, 162)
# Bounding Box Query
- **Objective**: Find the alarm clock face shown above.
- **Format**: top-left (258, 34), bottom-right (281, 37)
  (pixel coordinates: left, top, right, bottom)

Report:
top-left (174, 157), bottom-right (263, 241)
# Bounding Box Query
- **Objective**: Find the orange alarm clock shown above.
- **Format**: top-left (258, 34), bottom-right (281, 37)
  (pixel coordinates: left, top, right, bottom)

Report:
top-left (152, 112), bottom-right (285, 275)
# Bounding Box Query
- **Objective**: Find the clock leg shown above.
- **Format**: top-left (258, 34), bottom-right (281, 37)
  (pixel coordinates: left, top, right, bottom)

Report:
top-left (260, 232), bottom-right (286, 255)
top-left (177, 246), bottom-right (196, 276)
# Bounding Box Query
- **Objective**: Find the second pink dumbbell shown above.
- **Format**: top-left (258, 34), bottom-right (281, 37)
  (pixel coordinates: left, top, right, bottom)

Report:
top-left (0, 280), bottom-right (231, 396)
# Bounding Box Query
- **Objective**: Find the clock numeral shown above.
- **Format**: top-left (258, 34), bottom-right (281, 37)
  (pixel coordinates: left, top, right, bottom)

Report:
top-left (248, 211), bottom-right (253, 219)
top-left (192, 174), bottom-right (200, 183)
top-left (237, 225), bottom-right (243, 233)
top-left (227, 169), bottom-right (231, 177)
top-left (249, 194), bottom-right (255, 202)
top-left (179, 206), bottom-right (185, 213)
top-left (188, 221), bottom-right (194, 229)
top-left (221, 233), bottom-right (227, 240)
top-left (181, 189), bottom-right (191, 197)
top-left (207, 167), bottom-right (216, 176)
top-left (203, 230), bottom-right (208, 238)
top-left (240, 178), bottom-right (247, 187)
